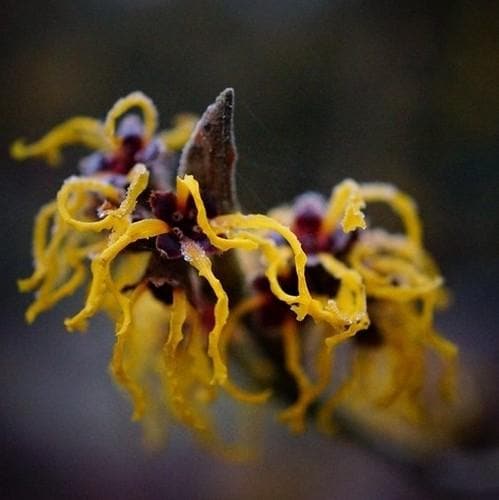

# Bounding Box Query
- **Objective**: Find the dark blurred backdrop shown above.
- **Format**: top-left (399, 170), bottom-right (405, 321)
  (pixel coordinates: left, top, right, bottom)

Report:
top-left (1, 1), bottom-right (498, 499)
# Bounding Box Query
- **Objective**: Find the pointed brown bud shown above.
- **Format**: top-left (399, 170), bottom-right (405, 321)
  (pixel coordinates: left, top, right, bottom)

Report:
top-left (178, 88), bottom-right (238, 215)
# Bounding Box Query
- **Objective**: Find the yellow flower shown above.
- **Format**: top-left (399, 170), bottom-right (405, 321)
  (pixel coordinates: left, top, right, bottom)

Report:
top-left (15, 89), bottom-right (374, 455)
top-left (14, 88), bottom-right (458, 456)
top-left (330, 186), bottom-right (458, 431)
top-left (11, 91), bottom-right (197, 168)
top-left (244, 181), bottom-right (458, 438)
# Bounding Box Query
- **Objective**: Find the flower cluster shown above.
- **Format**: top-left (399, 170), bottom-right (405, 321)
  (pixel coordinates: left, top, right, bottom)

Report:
top-left (14, 89), bottom-right (458, 456)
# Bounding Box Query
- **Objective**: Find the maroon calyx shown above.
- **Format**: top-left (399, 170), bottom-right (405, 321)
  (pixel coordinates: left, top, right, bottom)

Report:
top-left (352, 323), bottom-right (383, 348)
top-left (252, 262), bottom-right (342, 328)
top-left (150, 190), bottom-right (217, 259)
top-left (79, 114), bottom-right (165, 177)
top-left (104, 134), bottom-right (144, 175)
top-left (291, 192), bottom-right (357, 257)
top-left (148, 281), bottom-right (174, 305)
top-left (252, 274), bottom-right (298, 327)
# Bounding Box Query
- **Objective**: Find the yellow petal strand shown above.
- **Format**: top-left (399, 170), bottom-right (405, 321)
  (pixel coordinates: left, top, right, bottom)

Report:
top-left (239, 231), bottom-right (305, 303)
top-left (110, 285), bottom-right (148, 420)
top-left (181, 239), bottom-right (229, 385)
top-left (160, 113), bottom-right (198, 151)
top-left (317, 350), bottom-right (366, 434)
top-left (21, 192), bottom-right (100, 318)
top-left (360, 183), bottom-right (422, 246)
top-left (182, 320), bottom-right (261, 461)
top-left (21, 202), bottom-right (93, 323)
top-left (419, 292), bottom-right (458, 401)
top-left (126, 291), bottom-right (171, 447)
top-left (18, 201), bottom-right (57, 292)
top-left (65, 218), bottom-right (167, 331)
top-left (31, 202), bottom-right (58, 267)
top-left (279, 320), bottom-right (333, 433)
top-left (427, 331), bottom-right (458, 401)
top-left (221, 295), bottom-right (272, 404)
top-left (167, 289), bottom-right (198, 426)
top-left (178, 175), bottom-right (256, 251)
top-left (57, 164), bottom-right (149, 233)
top-left (375, 343), bottom-right (416, 408)
top-left (322, 178), bottom-right (367, 234)
top-left (24, 247), bottom-right (87, 324)
top-left (162, 289), bottom-right (200, 429)
top-left (216, 214), bottom-right (349, 330)
top-left (165, 288), bottom-right (188, 359)
top-left (217, 217), bottom-right (311, 315)
top-left (11, 117), bottom-right (106, 166)
top-left (180, 174), bottom-right (350, 329)
top-left (57, 178), bottom-right (120, 232)
top-left (185, 306), bottom-right (216, 402)
top-left (318, 253), bottom-right (369, 348)
top-left (348, 232), bottom-right (443, 302)
top-left (279, 320), bottom-right (312, 432)
top-left (163, 295), bottom-right (219, 437)
top-left (104, 91), bottom-right (158, 148)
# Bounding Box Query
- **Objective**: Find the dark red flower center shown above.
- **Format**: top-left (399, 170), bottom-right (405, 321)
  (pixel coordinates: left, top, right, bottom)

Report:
top-left (150, 190), bottom-right (216, 259)
top-left (78, 114), bottom-right (163, 177)
top-left (290, 192), bottom-right (357, 257)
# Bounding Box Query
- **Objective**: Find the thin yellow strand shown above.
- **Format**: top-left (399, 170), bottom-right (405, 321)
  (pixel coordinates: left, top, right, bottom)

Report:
top-left (181, 239), bottom-right (229, 385)
top-left (375, 343), bottom-right (415, 408)
top-left (318, 252), bottom-right (369, 348)
top-left (279, 321), bottom-right (331, 433)
top-left (104, 91), bottom-right (158, 148)
top-left (360, 183), bottom-right (422, 246)
top-left (178, 175), bottom-right (257, 251)
top-left (65, 218), bottom-right (167, 331)
top-left (185, 305), bottom-right (216, 403)
top-left (419, 292), bottom-right (458, 401)
top-left (317, 350), bottom-right (366, 434)
top-left (25, 256), bottom-right (86, 324)
top-left (110, 285), bottom-right (149, 420)
top-left (18, 201), bottom-right (58, 292)
top-left (322, 179), bottom-right (367, 234)
top-left (348, 231), bottom-right (443, 302)
top-left (162, 289), bottom-right (203, 430)
top-left (220, 295), bottom-right (272, 404)
top-left (165, 288), bottom-right (188, 360)
top-left (216, 217), bottom-right (352, 330)
top-left (57, 164), bottom-right (149, 233)
top-left (11, 117), bottom-right (106, 166)
top-left (22, 193), bottom-right (90, 297)
top-left (160, 113), bottom-right (198, 151)
top-left (180, 174), bottom-right (351, 329)
top-left (21, 202), bottom-right (96, 323)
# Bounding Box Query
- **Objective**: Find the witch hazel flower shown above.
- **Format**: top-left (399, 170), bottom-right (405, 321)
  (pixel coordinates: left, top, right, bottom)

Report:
top-left (14, 88), bottom-right (458, 456)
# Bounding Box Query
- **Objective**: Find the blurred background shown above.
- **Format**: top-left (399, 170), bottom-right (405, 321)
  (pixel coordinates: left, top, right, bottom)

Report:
top-left (1, 0), bottom-right (498, 498)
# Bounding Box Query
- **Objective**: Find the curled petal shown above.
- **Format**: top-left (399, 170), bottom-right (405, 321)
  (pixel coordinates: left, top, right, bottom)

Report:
top-left (57, 164), bottom-right (149, 233)
top-left (360, 183), bottom-right (422, 246)
top-left (65, 218), bottom-right (167, 332)
top-left (18, 201), bottom-right (58, 292)
top-left (160, 113), bottom-right (198, 152)
top-left (220, 295), bottom-right (272, 404)
top-left (104, 91), bottom-right (158, 148)
top-left (11, 117), bottom-right (107, 166)
top-left (322, 179), bottom-right (366, 234)
top-left (180, 239), bottom-right (229, 385)
top-left (349, 231), bottom-right (442, 302)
